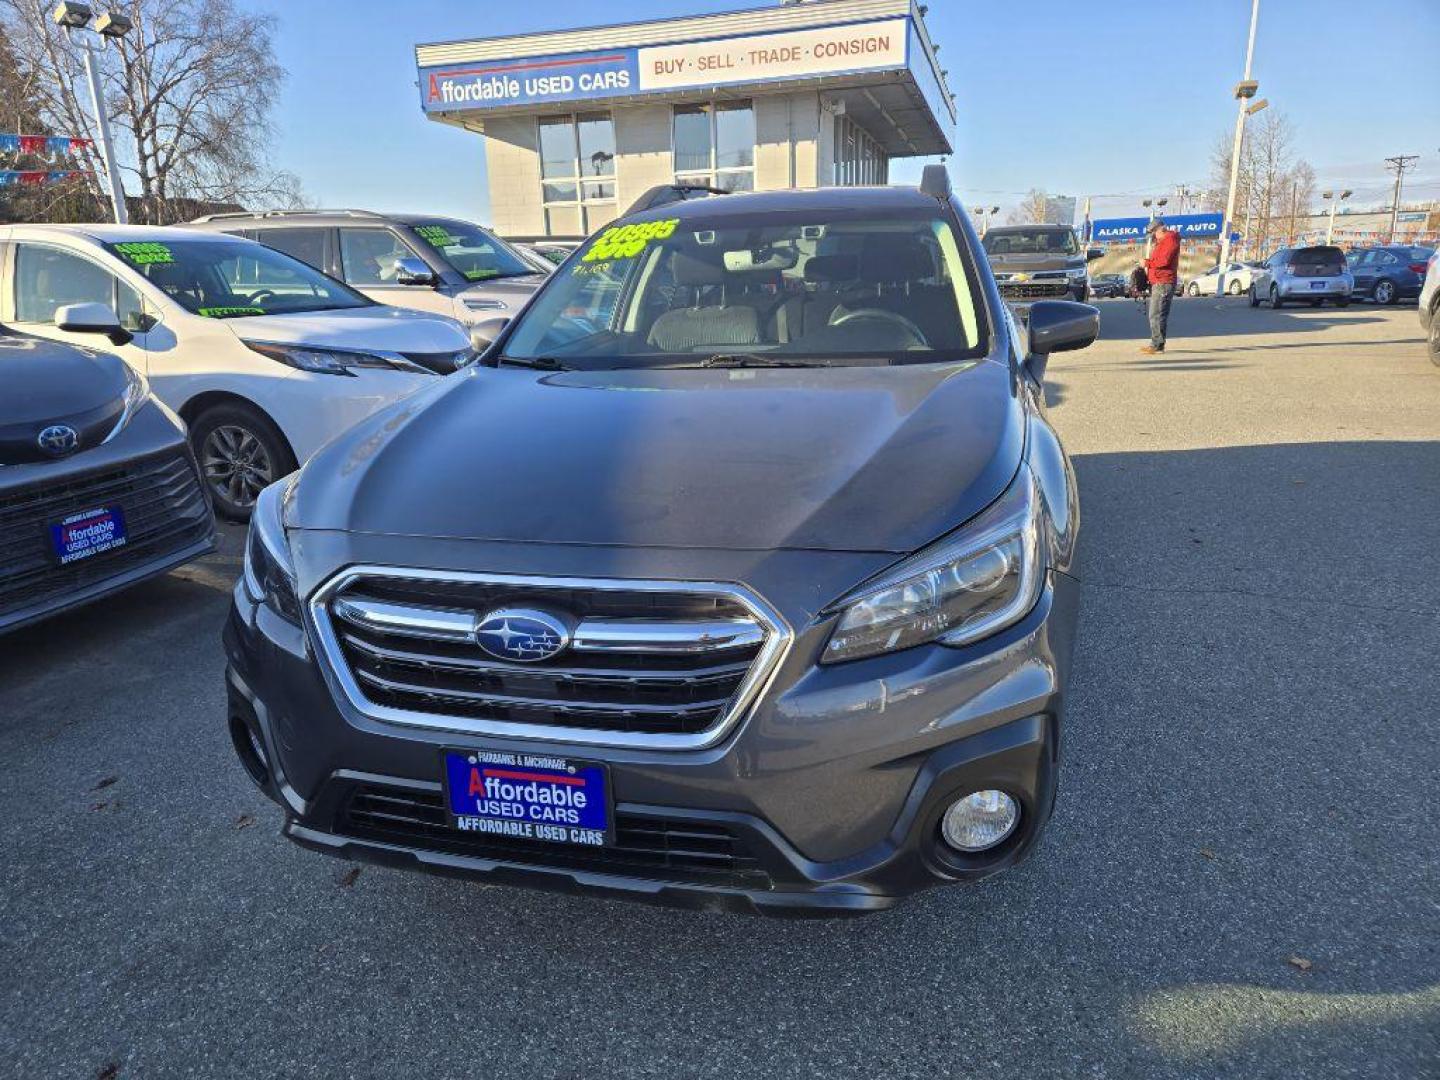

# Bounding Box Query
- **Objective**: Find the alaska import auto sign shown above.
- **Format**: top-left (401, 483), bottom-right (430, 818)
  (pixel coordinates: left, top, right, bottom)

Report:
top-left (1091, 213), bottom-right (1225, 243)
top-left (419, 18), bottom-right (909, 112)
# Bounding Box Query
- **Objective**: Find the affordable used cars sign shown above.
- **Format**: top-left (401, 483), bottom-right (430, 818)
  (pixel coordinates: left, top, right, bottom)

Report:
top-left (419, 18), bottom-right (910, 112)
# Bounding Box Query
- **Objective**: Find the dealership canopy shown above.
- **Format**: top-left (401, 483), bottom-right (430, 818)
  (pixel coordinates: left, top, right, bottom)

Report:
top-left (413, 0), bottom-right (956, 238)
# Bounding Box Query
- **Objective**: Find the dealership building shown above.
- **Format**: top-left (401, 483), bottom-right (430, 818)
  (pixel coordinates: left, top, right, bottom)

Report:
top-left (413, 0), bottom-right (955, 238)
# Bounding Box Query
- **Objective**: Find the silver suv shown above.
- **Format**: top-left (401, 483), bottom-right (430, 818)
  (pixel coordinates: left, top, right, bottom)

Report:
top-left (184, 210), bottom-right (547, 327)
top-left (1248, 245), bottom-right (1353, 309)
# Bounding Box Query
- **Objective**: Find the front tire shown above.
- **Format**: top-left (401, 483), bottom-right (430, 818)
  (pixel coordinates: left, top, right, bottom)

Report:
top-left (1249, 285), bottom-right (1260, 308)
top-left (189, 402), bottom-right (296, 522)
top-left (1188, 282), bottom-right (1199, 297)
top-left (1429, 301), bottom-right (1440, 367)
top-left (1374, 278), bottom-right (1398, 305)
top-left (1270, 285), bottom-right (1284, 309)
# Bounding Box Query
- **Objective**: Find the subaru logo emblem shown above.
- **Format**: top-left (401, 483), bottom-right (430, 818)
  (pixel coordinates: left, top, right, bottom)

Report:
top-left (474, 608), bottom-right (570, 663)
top-left (37, 424), bottom-right (79, 456)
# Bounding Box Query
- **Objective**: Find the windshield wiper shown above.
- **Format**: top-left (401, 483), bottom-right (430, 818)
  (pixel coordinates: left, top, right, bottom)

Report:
top-left (498, 356), bottom-right (568, 370)
top-left (695, 353), bottom-right (828, 369)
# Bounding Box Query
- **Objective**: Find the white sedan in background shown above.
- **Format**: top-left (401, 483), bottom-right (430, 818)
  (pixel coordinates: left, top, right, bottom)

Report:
top-left (1186, 262), bottom-right (1257, 297)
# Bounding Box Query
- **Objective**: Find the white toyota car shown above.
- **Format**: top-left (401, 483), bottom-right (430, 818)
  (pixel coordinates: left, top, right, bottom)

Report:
top-left (0, 224), bottom-right (472, 519)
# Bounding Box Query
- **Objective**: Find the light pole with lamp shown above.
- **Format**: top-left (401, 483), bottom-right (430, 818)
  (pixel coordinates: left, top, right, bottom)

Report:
top-left (51, 1), bottom-right (131, 225)
top-left (1322, 189), bottom-right (1352, 246)
top-left (1217, 0), bottom-right (1262, 297)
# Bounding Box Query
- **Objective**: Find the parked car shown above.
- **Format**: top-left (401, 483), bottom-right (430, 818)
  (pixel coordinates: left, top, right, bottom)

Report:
top-left (0, 224), bottom-right (472, 519)
top-left (225, 168), bottom-right (1101, 915)
top-left (1347, 245), bottom-right (1434, 305)
top-left (513, 244), bottom-right (560, 274)
top-left (1090, 273), bottom-right (1126, 298)
top-left (185, 210), bottom-right (547, 326)
top-left (1186, 261), bottom-right (1254, 297)
top-left (1419, 248), bottom-right (1439, 366)
top-left (0, 325), bottom-right (214, 634)
top-left (517, 242), bottom-right (574, 268)
top-left (981, 224), bottom-right (1102, 303)
top-left (1248, 245), bottom-right (1353, 308)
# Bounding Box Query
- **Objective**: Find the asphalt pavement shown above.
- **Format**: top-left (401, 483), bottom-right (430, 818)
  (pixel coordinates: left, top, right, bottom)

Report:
top-left (2, 299), bottom-right (1437, 1079)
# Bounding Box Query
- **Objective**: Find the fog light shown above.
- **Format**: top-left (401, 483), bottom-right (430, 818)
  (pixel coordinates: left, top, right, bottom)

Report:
top-left (941, 790), bottom-right (1019, 852)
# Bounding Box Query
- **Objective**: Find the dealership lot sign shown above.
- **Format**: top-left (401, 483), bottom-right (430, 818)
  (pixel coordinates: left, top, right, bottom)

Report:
top-left (1090, 213), bottom-right (1226, 243)
top-left (420, 18), bottom-right (910, 112)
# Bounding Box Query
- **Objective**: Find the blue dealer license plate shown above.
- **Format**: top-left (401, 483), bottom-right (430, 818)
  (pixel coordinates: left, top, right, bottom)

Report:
top-left (50, 506), bottom-right (127, 564)
top-left (442, 750), bottom-right (612, 847)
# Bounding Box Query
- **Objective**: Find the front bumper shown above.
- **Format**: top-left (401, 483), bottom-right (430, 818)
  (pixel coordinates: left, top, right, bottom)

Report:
top-left (0, 402), bottom-right (216, 634)
top-left (224, 566), bottom-right (1079, 916)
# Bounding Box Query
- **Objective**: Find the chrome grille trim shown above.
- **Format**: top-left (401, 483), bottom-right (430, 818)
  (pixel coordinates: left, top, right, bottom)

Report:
top-left (308, 566), bottom-right (793, 750)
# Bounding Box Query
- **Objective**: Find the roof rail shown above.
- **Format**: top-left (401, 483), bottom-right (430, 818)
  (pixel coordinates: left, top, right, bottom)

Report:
top-left (188, 208), bottom-right (386, 223)
top-left (919, 164), bottom-right (952, 202)
top-left (623, 183), bottom-right (729, 217)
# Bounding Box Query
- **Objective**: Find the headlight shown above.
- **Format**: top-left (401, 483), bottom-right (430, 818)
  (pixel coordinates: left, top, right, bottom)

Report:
top-left (101, 363), bottom-right (150, 444)
top-left (242, 340), bottom-right (431, 377)
top-left (1066, 266), bottom-right (1088, 279)
top-left (242, 475), bottom-right (301, 623)
top-left (822, 467), bottom-right (1045, 664)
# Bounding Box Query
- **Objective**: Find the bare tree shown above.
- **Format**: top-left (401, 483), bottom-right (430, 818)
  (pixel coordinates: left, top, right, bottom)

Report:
top-left (1, 0), bottom-right (306, 223)
top-left (1208, 110), bottom-right (1315, 257)
top-left (1006, 189), bottom-right (1049, 225)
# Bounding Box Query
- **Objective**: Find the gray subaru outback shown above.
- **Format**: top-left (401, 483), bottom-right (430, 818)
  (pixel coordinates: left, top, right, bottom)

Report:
top-left (224, 168), bottom-right (1100, 915)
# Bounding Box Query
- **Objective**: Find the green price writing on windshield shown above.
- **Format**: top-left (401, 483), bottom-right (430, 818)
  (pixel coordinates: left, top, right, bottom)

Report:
top-left (582, 219), bottom-right (678, 263)
top-left (416, 225), bottom-right (460, 248)
top-left (196, 306), bottom-right (264, 318)
top-left (114, 242), bottom-right (174, 266)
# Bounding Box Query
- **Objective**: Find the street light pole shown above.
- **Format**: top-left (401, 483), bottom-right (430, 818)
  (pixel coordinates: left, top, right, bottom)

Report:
top-left (1217, 0), bottom-right (1261, 297)
top-left (53, 3), bottom-right (132, 225)
top-left (78, 38), bottom-right (126, 224)
top-left (1322, 189), bottom-right (1351, 245)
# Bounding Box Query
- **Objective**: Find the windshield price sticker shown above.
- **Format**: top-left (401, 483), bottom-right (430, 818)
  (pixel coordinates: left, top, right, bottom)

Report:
top-left (463, 268), bottom-right (500, 281)
top-left (582, 219), bottom-right (678, 262)
top-left (197, 306), bottom-right (264, 318)
top-left (415, 225), bottom-right (460, 248)
top-left (113, 241), bottom-right (174, 266)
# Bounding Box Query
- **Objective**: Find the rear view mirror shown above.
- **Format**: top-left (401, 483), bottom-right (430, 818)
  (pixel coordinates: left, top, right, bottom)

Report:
top-left (1086, 247), bottom-right (1104, 262)
top-left (55, 301), bottom-right (132, 346)
top-left (393, 257), bottom-right (438, 287)
top-left (1027, 299), bottom-right (1099, 358)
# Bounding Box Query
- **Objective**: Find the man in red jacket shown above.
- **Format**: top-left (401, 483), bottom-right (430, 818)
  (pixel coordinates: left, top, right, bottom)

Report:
top-left (1141, 218), bottom-right (1180, 354)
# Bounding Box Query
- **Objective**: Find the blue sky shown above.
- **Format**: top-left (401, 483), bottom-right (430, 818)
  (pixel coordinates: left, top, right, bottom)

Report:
top-left (259, 0), bottom-right (1440, 222)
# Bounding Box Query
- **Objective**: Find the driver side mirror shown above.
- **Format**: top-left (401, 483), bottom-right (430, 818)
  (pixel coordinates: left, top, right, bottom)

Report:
top-left (469, 316), bottom-right (510, 358)
top-left (55, 302), bottom-right (133, 346)
top-left (393, 256), bottom-right (438, 287)
top-left (1023, 299), bottom-right (1100, 382)
top-left (1086, 247), bottom-right (1104, 262)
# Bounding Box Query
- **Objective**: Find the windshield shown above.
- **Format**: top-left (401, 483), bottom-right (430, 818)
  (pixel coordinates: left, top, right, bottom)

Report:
top-left (103, 238), bottom-right (371, 318)
top-left (982, 228), bottom-right (1079, 256)
top-left (501, 209), bottom-right (989, 369)
top-left (409, 220), bottom-right (537, 282)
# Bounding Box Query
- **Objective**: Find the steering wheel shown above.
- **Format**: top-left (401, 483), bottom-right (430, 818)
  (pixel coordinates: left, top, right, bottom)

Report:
top-left (245, 289), bottom-right (279, 306)
top-left (829, 307), bottom-right (929, 347)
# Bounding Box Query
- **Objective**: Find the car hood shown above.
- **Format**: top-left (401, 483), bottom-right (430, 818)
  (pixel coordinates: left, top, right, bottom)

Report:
top-left (987, 252), bottom-right (1083, 274)
top-left (222, 304), bottom-right (470, 351)
top-left (457, 276), bottom-right (547, 305)
top-left (287, 358), bottom-right (1024, 554)
top-left (0, 332), bottom-right (128, 463)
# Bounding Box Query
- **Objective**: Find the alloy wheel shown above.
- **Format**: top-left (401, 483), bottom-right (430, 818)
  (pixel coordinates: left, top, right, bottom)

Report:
top-left (201, 424), bottom-right (274, 509)
top-left (1375, 280), bottom-right (1395, 305)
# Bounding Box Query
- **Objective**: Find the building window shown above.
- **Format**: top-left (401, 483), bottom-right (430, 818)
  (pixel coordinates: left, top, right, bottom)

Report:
top-left (538, 112), bottom-right (617, 236)
top-left (673, 102), bottom-right (754, 192)
top-left (833, 116), bottom-right (887, 187)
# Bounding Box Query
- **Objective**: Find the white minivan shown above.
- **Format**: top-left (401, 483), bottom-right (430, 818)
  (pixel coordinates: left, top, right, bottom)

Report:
top-left (0, 224), bottom-right (473, 519)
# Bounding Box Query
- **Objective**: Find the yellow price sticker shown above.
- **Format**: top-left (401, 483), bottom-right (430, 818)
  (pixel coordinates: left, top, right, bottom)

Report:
top-left (581, 219), bottom-right (678, 263)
